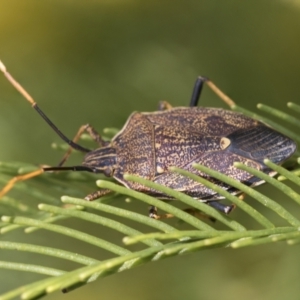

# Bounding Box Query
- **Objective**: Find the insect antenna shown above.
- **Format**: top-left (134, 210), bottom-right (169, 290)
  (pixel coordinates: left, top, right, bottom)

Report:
top-left (0, 60), bottom-right (90, 153)
top-left (205, 79), bottom-right (236, 108)
top-left (42, 166), bottom-right (94, 172)
top-left (190, 76), bottom-right (237, 108)
top-left (0, 165), bottom-right (94, 198)
top-left (189, 76), bottom-right (206, 107)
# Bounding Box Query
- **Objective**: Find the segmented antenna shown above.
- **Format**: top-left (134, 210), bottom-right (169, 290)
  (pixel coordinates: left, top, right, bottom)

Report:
top-left (0, 60), bottom-right (90, 153)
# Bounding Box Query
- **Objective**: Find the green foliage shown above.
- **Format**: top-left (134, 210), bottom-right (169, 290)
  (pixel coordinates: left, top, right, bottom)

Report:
top-left (0, 103), bottom-right (299, 300)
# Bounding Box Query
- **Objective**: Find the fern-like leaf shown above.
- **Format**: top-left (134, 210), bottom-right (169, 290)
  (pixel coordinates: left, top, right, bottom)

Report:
top-left (0, 103), bottom-right (299, 300)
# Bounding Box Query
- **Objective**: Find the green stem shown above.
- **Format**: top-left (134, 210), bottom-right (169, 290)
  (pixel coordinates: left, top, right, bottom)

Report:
top-left (97, 180), bottom-right (216, 231)
top-left (123, 175), bottom-right (245, 232)
top-left (257, 103), bottom-right (300, 128)
top-left (171, 167), bottom-right (274, 229)
top-left (38, 204), bottom-right (162, 247)
top-left (265, 159), bottom-right (300, 186)
top-left (0, 261), bottom-right (65, 276)
top-left (232, 105), bottom-right (300, 144)
top-left (236, 161), bottom-right (300, 205)
top-left (0, 241), bottom-right (99, 265)
top-left (287, 102), bottom-right (300, 113)
top-left (61, 196), bottom-right (177, 233)
top-left (123, 227), bottom-right (294, 245)
top-left (1, 216), bottom-right (131, 256)
top-left (193, 163), bottom-right (300, 227)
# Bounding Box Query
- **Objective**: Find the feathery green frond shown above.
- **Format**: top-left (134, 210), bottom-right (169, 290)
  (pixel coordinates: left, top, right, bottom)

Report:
top-left (0, 104), bottom-right (299, 300)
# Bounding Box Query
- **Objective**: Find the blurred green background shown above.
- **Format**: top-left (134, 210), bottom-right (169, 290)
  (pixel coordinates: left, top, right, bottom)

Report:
top-left (1, 0), bottom-right (300, 299)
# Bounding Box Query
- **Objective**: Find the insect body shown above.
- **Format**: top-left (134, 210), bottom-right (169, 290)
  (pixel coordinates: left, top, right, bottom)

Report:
top-left (84, 107), bottom-right (296, 204)
top-left (0, 61), bottom-right (296, 216)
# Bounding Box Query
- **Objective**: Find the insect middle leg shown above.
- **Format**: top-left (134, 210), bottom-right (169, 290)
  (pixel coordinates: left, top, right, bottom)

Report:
top-left (148, 206), bottom-right (211, 220)
top-left (149, 200), bottom-right (235, 220)
top-left (148, 205), bottom-right (174, 219)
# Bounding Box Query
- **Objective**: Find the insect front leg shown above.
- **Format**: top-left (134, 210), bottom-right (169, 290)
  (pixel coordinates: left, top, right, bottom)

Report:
top-left (57, 124), bottom-right (108, 167)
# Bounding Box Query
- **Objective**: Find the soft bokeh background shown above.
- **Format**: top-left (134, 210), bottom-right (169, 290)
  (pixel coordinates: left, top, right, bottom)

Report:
top-left (1, 0), bottom-right (300, 299)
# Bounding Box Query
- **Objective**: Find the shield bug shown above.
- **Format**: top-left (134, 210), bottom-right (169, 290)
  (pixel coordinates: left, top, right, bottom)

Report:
top-left (0, 60), bottom-right (296, 218)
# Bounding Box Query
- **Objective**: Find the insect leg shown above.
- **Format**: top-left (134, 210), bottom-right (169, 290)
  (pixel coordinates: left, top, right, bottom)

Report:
top-left (57, 124), bottom-right (108, 167)
top-left (207, 201), bottom-right (235, 214)
top-left (158, 101), bottom-right (173, 111)
top-left (148, 205), bottom-right (158, 218)
top-left (148, 206), bottom-right (174, 219)
top-left (149, 206), bottom-right (216, 221)
top-left (189, 76), bottom-right (207, 107)
top-left (84, 189), bottom-right (113, 201)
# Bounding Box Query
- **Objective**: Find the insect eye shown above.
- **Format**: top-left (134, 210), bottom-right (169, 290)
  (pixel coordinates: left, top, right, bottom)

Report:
top-left (220, 137), bottom-right (231, 150)
top-left (103, 168), bottom-right (113, 177)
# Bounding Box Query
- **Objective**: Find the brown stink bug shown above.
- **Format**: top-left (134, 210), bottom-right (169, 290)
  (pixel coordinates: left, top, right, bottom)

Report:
top-left (0, 61), bottom-right (296, 218)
